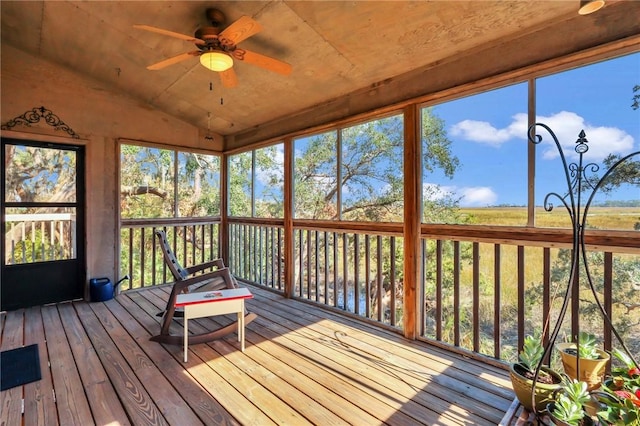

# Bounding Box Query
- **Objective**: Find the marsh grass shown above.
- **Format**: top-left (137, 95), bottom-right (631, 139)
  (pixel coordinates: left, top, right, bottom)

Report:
top-left (428, 207), bottom-right (640, 363)
top-left (460, 206), bottom-right (640, 229)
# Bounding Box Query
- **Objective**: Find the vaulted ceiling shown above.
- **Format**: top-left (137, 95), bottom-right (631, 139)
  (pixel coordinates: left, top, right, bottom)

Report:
top-left (2, 1), bottom-right (639, 150)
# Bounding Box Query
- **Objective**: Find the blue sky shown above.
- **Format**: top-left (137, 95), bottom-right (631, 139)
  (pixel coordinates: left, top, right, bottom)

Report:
top-left (428, 51), bottom-right (640, 207)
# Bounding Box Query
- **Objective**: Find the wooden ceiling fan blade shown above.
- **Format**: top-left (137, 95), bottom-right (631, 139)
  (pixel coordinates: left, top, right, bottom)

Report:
top-left (219, 16), bottom-right (263, 44)
top-left (134, 25), bottom-right (205, 44)
top-left (219, 68), bottom-right (238, 88)
top-left (240, 50), bottom-right (292, 76)
top-left (147, 51), bottom-right (201, 70)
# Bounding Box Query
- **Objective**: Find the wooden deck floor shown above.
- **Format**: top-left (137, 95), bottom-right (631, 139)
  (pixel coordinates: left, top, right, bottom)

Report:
top-left (1, 284), bottom-right (515, 425)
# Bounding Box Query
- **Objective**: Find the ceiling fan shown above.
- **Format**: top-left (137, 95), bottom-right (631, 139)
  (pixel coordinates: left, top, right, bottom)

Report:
top-left (134, 8), bottom-right (292, 88)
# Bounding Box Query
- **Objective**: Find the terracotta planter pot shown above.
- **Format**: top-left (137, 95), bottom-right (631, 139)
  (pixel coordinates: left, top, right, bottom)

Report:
top-left (510, 363), bottom-right (563, 412)
top-left (556, 343), bottom-right (610, 390)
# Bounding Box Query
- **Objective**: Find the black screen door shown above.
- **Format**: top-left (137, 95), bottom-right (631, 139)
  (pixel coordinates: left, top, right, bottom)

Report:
top-left (1, 138), bottom-right (85, 311)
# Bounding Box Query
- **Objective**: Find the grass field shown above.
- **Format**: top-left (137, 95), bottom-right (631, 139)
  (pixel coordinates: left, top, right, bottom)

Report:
top-left (459, 206), bottom-right (640, 230)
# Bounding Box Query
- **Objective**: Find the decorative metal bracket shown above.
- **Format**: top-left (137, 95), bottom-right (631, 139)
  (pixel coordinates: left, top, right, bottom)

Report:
top-left (1, 106), bottom-right (79, 139)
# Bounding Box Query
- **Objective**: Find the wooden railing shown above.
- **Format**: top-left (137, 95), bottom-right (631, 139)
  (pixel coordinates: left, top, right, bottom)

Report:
top-left (226, 219), bottom-right (639, 366)
top-left (4, 213), bottom-right (76, 264)
top-left (118, 216), bottom-right (638, 365)
top-left (228, 220), bottom-right (285, 291)
top-left (119, 218), bottom-right (220, 290)
top-left (421, 225), bottom-right (640, 365)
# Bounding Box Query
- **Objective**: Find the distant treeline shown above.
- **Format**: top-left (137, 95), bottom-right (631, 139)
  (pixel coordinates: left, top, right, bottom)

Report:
top-left (487, 200), bottom-right (640, 208)
top-left (594, 200), bottom-right (640, 207)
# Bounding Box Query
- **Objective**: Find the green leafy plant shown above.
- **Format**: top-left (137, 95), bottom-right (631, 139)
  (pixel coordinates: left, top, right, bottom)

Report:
top-left (517, 334), bottom-right (557, 382)
top-left (551, 378), bottom-right (590, 426)
top-left (575, 332), bottom-right (600, 360)
top-left (515, 334), bottom-right (557, 383)
top-left (519, 335), bottom-right (545, 373)
top-left (596, 348), bottom-right (640, 425)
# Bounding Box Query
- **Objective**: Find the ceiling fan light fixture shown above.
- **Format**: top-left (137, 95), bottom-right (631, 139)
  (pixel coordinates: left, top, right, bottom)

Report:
top-left (200, 51), bottom-right (233, 71)
top-left (578, 0), bottom-right (605, 15)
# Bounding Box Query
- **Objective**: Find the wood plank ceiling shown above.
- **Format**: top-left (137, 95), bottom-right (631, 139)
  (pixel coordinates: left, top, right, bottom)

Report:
top-left (1, 1), bottom-right (639, 150)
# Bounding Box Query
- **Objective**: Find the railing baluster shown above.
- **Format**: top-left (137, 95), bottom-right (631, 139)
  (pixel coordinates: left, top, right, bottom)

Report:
top-left (277, 227), bottom-right (283, 290)
top-left (517, 245), bottom-right (525, 353)
top-left (603, 251), bottom-right (613, 356)
top-left (377, 235), bottom-right (383, 321)
top-left (494, 244), bottom-right (502, 360)
top-left (140, 227), bottom-right (146, 288)
top-left (315, 230), bottom-right (319, 302)
top-left (542, 247), bottom-right (551, 363)
top-left (473, 242), bottom-right (480, 353)
top-left (128, 227), bottom-right (134, 286)
top-left (365, 235), bottom-right (371, 319)
top-left (41, 221), bottom-right (45, 262)
top-left (342, 233), bottom-right (348, 310)
top-left (30, 221), bottom-right (35, 263)
top-left (390, 237), bottom-right (396, 326)
top-left (306, 229), bottom-right (312, 300)
top-left (354, 233), bottom-right (360, 315)
top-left (436, 240), bottom-right (443, 341)
top-left (453, 240), bottom-right (460, 347)
top-left (332, 232), bottom-right (339, 307)
top-left (50, 221), bottom-right (54, 260)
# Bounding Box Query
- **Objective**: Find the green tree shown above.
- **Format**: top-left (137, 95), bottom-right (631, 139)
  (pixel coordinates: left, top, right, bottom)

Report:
top-left (4, 144), bottom-right (77, 262)
top-left (293, 109), bottom-right (460, 222)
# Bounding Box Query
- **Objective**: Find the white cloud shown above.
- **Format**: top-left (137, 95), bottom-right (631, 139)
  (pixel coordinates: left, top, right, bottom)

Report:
top-left (423, 183), bottom-right (497, 207)
top-left (459, 186), bottom-right (498, 206)
top-left (532, 111), bottom-right (635, 162)
top-left (450, 111), bottom-right (635, 162)
top-left (450, 114), bottom-right (526, 147)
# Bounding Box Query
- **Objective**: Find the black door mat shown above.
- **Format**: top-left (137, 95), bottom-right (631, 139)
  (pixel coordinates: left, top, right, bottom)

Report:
top-left (1, 344), bottom-right (42, 391)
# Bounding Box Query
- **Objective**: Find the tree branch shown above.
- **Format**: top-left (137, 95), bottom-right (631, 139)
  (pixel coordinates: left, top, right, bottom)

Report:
top-left (120, 185), bottom-right (167, 199)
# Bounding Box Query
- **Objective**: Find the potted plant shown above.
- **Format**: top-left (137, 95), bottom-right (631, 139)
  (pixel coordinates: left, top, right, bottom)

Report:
top-left (557, 332), bottom-right (610, 390)
top-left (595, 348), bottom-right (640, 425)
top-left (510, 334), bottom-right (563, 412)
top-left (547, 378), bottom-right (596, 426)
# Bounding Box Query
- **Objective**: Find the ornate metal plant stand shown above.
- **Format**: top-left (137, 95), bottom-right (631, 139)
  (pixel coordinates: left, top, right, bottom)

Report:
top-left (527, 122), bottom-right (640, 420)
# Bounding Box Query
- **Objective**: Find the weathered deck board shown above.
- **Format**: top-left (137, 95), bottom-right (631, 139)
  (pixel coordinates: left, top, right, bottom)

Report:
top-left (41, 304), bottom-right (95, 425)
top-left (57, 302), bottom-right (130, 426)
top-left (24, 306), bottom-right (57, 426)
top-left (104, 293), bottom-right (241, 426)
top-left (1, 310), bottom-right (23, 426)
top-left (1, 284), bottom-right (515, 425)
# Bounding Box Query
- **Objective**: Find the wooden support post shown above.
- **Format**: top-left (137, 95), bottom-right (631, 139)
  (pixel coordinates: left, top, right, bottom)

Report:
top-left (403, 104), bottom-right (421, 339)
top-left (283, 137), bottom-right (294, 298)
top-left (220, 153), bottom-right (229, 264)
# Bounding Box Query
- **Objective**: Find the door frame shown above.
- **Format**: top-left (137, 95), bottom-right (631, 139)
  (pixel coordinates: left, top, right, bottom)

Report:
top-left (1, 137), bottom-right (86, 311)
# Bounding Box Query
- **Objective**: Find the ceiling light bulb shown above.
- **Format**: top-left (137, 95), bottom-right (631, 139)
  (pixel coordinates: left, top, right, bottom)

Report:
top-left (200, 51), bottom-right (233, 72)
top-left (578, 0), bottom-right (605, 15)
